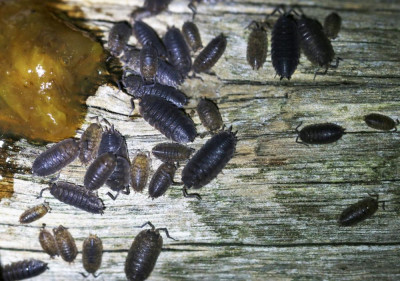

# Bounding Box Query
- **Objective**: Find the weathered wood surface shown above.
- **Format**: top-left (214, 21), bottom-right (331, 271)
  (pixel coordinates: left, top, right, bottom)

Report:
top-left (1, 0), bottom-right (400, 280)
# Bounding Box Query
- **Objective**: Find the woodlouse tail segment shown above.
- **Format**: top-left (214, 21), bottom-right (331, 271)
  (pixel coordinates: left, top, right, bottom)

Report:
top-left (156, 227), bottom-right (177, 241)
top-left (37, 187), bottom-right (50, 199)
top-left (183, 187), bottom-right (202, 200)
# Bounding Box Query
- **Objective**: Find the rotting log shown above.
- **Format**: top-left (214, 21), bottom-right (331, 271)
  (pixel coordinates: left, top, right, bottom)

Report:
top-left (1, 0), bottom-right (400, 280)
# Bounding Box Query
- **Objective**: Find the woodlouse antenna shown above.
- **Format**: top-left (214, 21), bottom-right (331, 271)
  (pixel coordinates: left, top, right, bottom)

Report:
top-left (183, 187), bottom-right (202, 200)
top-left (156, 227), bottom-right (177, 241)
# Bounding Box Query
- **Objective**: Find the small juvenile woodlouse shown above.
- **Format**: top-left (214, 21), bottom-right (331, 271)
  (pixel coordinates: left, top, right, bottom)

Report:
top-left (246, 21), bottom-right (268, 70)
top-left (81, 234), bottom-right (103, 278)
top-left (139, 95), bottom-right (197, 143)
top-left (32, 138), bottom-right (80, 177)
top-left (295, 122), bottom-right (345, 145)
top-left (182, 21), bottom-right (203, 52)
top-left (364, 113), bottom-right (398, 131)
top-left (39, 224), bottom-right (59, 258)
top-left (193, 33), bottom-right (227, 73)
top-left (338, 195), bottom-right (383, 226)
top-left (297, 14), bottom-right (339, 78)
top-left (98, 125), bottom-right (129, 159)
top-left (148, 163), bottom-right (177, 198)
top-left (106, 156), bottom-right (131, 200)
top-left (152, 143), bottom-right (194, 163)
top-left (84, 152), bottom-right (117, 191)
top-left (182, 127), bottom-right (237, 199)
top-left (131, 152), bottom-right (151, 193)
top-left (108, 21), bottom-right (132, 57)
top-left (53, 225), bottom-right (78, 263)
top-left (38, 181), bottom-right (105, 214)
top-left (2, 259), bottom-right (48, 281)
top-left (19, 202), bottom-right (51, 224)
top-left (197, 98), bottom-right (223, 133)
top-left (130, 0), bottom-right (172, 21)
top-left (140, 43), bottom-right (159, 83)
top-left (125, 221), bottom-right (176, 281)
top-left (270, 7), bottom-right (300, 80)
top-left (79, 122), bottom-right (103, 165)
top-left (324, 12), bottom-right (342, 39)
top-left (163, 26), bottom-right (192, 77)
top-left (123, 74), bottom-right (188, 108)
top-left (132, 21), bottom-right (167, 58)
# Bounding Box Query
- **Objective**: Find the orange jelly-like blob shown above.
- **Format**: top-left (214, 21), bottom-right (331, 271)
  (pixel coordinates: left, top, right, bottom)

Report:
top-left (0, 0), bottom-right (107, 142)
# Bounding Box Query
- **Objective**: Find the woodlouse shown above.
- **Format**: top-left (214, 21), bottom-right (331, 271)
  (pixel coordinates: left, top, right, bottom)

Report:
top-left (197, 98), bottom-right (223, 133)
top-left (324, 12), bottom-right (342, 39)
top-left (246, 21), bottom-right (268, 70)
top-left (364, 113), bottom-right (398, 131)
top-left (130, 0), bottom-right (172, 21)
top-left (182, 21), bottom-right (203, 52)
top-left (106, 156), bottom-right (131, 200)
top-left (79, 122), bottom-right (103, 165)
top-left (81, 234), bottom-right (103, 278)
top-left (53, 225), bottom-right (78, 263)
top-left (338, 195), bottom-right (382, 226)
top-left (140, 43), bottom-right (158, 83)
top-left (148, 163), bottom-right (177, 198)
top-left (132, 21), bottom-right (167, 58)
top-left (19, 202), bottom-right (51, 224)
top-left (108, 21), bottom-right (132, 57)
top-left (125, 222), bottom-right (175, 281)
top-left (32, 138), bottom-right (80, 176)
top-left (2, 259), bottom-right (48, 281)
top-left (163, 26), bottom-right (192, 77)
top-left (295, 122), bottom-right (345, 145)
top-left (152, 143), bottom-right (194, 163)
top-left (270, 8), bottom-right (300, 80)
top-left (84, 152), bottom-right (117, 191)
top-left (38, 181), bottom-right (105, 214)
top-left (193, 33), bottom-right (227, 73)
top-left (139, 95), bottom-right (197, 143)
top-left (123, 74), bottom-right (188, 108)
top-left (182, 127), bottom-right (237, 199)
top-left (131, 152), bottom-right (151, 193)
top-left (39, 224), bottom-right (59, 258)
top-left (98, 125), bottom-right (129, 159)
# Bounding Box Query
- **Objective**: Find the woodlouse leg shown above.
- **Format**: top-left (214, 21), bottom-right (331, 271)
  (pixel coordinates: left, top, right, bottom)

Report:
top-left (106, 191), bottom-right (119, 201)
top-left (183, 187), bottom-right (202, 200)
top-left (156, 228), bottom-right (177, 241)
top-left (37, 188), bottom-right (50, 199)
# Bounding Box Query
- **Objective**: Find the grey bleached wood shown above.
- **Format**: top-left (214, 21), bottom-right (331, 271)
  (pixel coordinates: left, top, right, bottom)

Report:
top-left (1, 0), bottom-right (400, 280)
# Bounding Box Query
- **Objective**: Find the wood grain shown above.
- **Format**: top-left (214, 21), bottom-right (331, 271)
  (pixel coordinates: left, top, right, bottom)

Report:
top-left (1, 0), bottom-right (400, 280)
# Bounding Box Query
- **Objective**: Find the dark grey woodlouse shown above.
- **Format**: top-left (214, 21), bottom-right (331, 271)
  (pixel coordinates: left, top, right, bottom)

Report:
top-left (108, 21), bottom-right (132, 57)
top-left (38, 181), bottom-right (105, 214)
top-left (295, 122), bottom-right (345, 145)
top-left (139, 95), bottom-right (197, 143)
top-left (84, 152), bottom-right (117, 191)
top-left (297, 14), bottom-right (339, 77)
top-left (148, 163), bottom-right (177, 198)
top-left (39, 224), bottom-right (59, 258)
top-left (123, 74), bottom-right (188, 108)
top-left (246, 21), bottom-right (268, 70)
top-left (79, 122), bottom-right (103, 165)
top-left (182, 127), bottom-right (237, 199)
top-left (182, 21), bottom-right (203, 52)
top-left (32, 138), bottom-right (80, 176)
top-left (152, 143), bottom-right (194, 163)
top-left (364, 113), bottom-right (398, 131)
top-left (338, 196), bottom-right (382, 226)
top-left (98, 125), bottom-right (129, 159)
top-left (106, 156), bottom-right (131, 200)
top-left (53, 225), bottom-right (78, 263)
top-left (163, 26), bottom-right (192, 77)
top-left (131, 152), bottom-right (151, 193)
top-left (130, 0), bottom-right (172, 21)
top-left (140, 43), bottom-right (158, 83)
top-left (81, 234), bottom-right (103, 278)
top-left (19, 202), bottom-right (51, 224)
top-left (125, 222), bottom-right (175, 281)
top-left (270, 9), bottom-right (300, 80)
top-left (324, 12), bottom-right (342, 39)
top-left (2, 259), bottom-right (48, 281)
top-left (197, 98), bottom-right (223, 133)
top-left (132, 21), bottom-right (167, 58)
top-left (193, 33), bottom-right (227, 73)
